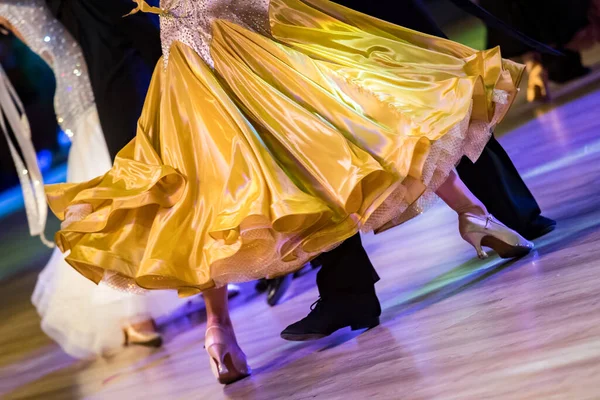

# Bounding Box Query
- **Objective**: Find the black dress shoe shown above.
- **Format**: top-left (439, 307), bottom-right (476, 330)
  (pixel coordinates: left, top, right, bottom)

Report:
top-left (280, 293), bottom-right (381, 341)
top-left (266, 275), bottom-right (293, 307)
top-left (521, 215), bottom-right (556, 240)
top-left (310, 255), bottom-right (323, 269)
top-left (255, 278), bottom-right (269, 293)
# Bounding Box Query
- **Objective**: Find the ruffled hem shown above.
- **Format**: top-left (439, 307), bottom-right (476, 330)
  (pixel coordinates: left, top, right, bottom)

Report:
top-left (369, 95), bottom-right (512, 233)
top-left (46, 0), bottom-right (523, 294)
top-left (51, 96), bottom-right (509, 294)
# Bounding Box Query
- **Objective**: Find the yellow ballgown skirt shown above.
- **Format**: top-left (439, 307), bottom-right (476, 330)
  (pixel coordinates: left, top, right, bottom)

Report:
top-left (46, 0), bottom-right (524, 296)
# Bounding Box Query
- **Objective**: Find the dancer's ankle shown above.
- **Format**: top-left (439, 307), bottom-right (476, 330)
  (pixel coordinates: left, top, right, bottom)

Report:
top-left (207, 315), bottom-right (232, 328)
top-left (459, 205), bottom-right (487, 217)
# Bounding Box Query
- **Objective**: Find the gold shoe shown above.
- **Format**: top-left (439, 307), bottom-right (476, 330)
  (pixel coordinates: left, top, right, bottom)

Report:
top-left (459, 213), bottom-right (534, 260)
top-left (123, 324), bottom-right (163, 348)
top-left (205, 325), bottom-right (251, 385)
top-left (526, 60), bottom-right (550, 103)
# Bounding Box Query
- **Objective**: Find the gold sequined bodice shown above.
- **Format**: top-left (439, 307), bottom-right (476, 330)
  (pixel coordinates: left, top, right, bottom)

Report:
top-left (159, 0), bottom-right (271, 68)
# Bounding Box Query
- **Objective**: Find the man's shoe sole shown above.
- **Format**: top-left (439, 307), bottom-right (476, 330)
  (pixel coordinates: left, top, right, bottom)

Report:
top-left (280, 332), bottom-right (328, 341)
top-left (280, 317), bottom-right (380, 341)
top-left (350, 316), bottom-right (380, 331)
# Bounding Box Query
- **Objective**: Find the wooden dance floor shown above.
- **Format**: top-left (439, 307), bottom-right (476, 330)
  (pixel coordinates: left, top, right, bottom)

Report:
top-left (2, 81), bottom-right (600, 399)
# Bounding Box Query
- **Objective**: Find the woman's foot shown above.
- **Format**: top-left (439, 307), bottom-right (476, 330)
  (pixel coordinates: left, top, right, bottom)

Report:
top-left (205, 324), bottom-right (251, 384)
top-left (123, 319), bottom-right (163, 348)
top-left (459, 213), bottom-right (534, 259)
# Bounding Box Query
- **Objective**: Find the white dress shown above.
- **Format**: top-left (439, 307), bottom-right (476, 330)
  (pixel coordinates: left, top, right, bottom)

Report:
top-left (0, 0), bottom-right (187, 359)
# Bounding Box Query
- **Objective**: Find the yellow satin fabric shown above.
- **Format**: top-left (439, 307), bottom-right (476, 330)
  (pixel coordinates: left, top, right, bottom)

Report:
top-left (269, 0), bottom-right (524, 121)
top-left (46, 0), bottom-right (524, 294)
top-left (123, 0), bottom-right (168, 17)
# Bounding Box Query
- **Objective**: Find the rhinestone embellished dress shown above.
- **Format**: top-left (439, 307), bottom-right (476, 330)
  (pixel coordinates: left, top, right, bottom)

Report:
top-left (45, 0), bottom-right (525, 295)
top-left (1, 0), bottom-right (185, 358)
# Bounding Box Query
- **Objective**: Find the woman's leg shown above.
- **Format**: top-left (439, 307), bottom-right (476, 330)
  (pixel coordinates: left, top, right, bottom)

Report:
top-left (204, 286), bottom-right (232, 327)
top-left (203, 287), bottom-right (250, 384)
top-left (435, 170), bottom-right (487, 216)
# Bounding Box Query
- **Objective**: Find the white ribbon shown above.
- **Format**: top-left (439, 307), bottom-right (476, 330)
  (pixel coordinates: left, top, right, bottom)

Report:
top-left (0, 64), bottom-right (53, 247)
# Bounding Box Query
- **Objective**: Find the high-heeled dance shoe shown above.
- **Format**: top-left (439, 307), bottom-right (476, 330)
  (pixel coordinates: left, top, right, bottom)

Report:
top-left (459, 213), bottom-right (534, 260)
top-left (205, 325), bottom-right (251, 385)
top-left (526, 59), bottom-right (550, 103)
top-left (123, 323), bottom-right (163, 348)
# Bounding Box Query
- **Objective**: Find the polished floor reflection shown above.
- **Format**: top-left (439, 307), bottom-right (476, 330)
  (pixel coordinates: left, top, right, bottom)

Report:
top-left (2, 78), bottom-right (600, 400)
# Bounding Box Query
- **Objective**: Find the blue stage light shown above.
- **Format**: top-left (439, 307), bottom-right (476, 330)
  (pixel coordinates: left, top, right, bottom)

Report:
top-left (57, 129), bottom-right (72, 148)
top-left (37, 149), bottom-right (53, 172)
top-left (0, 164), bottom-right (67, 219)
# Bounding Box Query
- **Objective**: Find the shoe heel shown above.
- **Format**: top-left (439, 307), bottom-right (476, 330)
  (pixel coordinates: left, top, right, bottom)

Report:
top-left (462, 231), bottom-right (489, 259)
top-left (207, 343), bottom-right (231, 378)
top-left (350, 316), bottom-right (380, 331)
top-left (205, 333), bottom-right (250, 385)
top-left (207, 343), bottom-right (249, 385)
